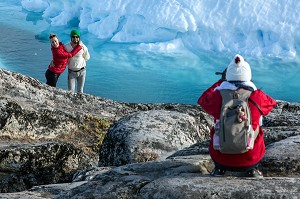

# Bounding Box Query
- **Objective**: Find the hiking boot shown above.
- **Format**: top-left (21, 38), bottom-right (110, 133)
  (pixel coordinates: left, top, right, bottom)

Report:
top-left (246, 168), bottom-right (263, 178)
top-left (211, 168), bottom-right (226, 177)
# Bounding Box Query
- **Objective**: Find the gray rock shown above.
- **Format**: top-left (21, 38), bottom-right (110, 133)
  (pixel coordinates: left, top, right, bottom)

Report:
top-left (261, 135), bottom-right (300, 177)
top-left (3, 156), bottom-right (299, 199)
top-left (0, 142), bottom-right (86, 193)
top-left (98, 110), bottom-right (210, 166)
top-left (139, 176), bottom-right (300, 199)
top-left (264, 126), bottom-right (300, 146)
top-left (263, 100), bottom-right (300, 127)
top-left (1, 68), bottom-right (300, 198)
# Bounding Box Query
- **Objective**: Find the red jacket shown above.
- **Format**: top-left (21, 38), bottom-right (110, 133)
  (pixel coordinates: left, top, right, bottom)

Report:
top-left (198, 80), bottom-right (276, 167)
top-left (48, 42), bottom-right (82, 74)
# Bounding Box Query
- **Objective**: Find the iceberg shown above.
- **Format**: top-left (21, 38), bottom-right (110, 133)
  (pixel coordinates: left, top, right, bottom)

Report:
top-left (19, 0), bottom-right (300, 58)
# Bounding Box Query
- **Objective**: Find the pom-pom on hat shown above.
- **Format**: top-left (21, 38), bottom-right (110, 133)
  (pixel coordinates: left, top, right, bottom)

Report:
top-left (226, 54), bottom-right (252, 82)
top-left (70, 29), bottom-right (81, 38)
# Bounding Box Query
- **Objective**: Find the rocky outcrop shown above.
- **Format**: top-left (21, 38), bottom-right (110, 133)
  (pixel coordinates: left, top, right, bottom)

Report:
top-left (0, 68), bottom-right (210, 193)
top-left (0, 68), bottom-right (300, 198)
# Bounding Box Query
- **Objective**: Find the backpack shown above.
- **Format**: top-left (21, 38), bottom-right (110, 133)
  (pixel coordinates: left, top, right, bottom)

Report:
top-left (213, 89), bottom-right (260, 154)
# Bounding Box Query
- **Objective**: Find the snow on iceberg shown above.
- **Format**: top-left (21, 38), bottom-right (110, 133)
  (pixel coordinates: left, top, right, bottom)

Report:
top-left (21, 0), bottom-right (48, 12)
top-left (20, 0), bottom-right (300, 58)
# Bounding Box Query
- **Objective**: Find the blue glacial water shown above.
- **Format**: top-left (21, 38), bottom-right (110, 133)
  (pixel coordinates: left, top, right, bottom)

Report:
top-left (0, 2), bottom-right (299, 105)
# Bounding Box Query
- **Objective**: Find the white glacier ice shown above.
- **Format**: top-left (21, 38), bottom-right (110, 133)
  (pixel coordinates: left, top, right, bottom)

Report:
top-left (21, 0), bottom-right (48, 12)
top-left (19, 0), bottom-right (300, 58)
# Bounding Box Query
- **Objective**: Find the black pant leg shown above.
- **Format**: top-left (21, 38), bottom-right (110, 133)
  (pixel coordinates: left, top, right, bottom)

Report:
top-left (45, 69), bottom-right (60, 87)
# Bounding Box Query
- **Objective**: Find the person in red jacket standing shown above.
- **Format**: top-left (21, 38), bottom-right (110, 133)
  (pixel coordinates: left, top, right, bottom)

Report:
top-left (198, 54), bottom-right (276, 178)
top-left (45, 33), bottom-right (82, 87)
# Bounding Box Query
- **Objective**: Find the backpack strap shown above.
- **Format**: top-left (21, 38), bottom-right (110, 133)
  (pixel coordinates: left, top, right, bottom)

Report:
top-left (248, 98), bottom-right (263, 115)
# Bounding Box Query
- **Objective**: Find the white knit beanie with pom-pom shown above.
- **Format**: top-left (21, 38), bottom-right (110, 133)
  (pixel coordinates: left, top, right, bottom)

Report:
top-left (226, 54), bottom-right (252, 82)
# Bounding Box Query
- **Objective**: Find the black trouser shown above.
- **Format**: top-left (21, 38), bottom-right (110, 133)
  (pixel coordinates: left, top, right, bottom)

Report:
top-left (45, 69), bottom-right (60, 87)
top-left (214, 161), bottom-right (259, 172)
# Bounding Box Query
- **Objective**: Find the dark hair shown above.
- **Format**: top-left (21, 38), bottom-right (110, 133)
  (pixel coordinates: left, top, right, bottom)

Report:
top-left (49, 33), bottom-right (56, 39)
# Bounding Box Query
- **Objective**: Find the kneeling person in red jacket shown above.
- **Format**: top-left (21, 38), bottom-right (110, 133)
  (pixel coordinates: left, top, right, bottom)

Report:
top-left (45, 33), bottom-right (82, 87)
top-left (198, 54), bottom-right (276, 178)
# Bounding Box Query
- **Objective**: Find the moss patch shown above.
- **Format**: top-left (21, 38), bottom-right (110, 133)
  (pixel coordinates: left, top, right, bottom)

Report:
top-left (81, 115), bottom-right (111, 151)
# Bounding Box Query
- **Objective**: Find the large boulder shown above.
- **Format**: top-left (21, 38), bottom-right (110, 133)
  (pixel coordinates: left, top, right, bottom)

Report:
top-left (98, 110), bottom-right (210, 166)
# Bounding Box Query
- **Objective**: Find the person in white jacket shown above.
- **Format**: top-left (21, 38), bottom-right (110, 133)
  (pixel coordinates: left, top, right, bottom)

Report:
top-left (65, 29), bottom-right (90, 93)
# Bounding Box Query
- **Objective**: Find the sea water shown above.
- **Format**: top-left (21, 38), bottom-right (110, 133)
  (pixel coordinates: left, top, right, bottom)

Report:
top-left (0, 2), bottom-right (299, 104)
